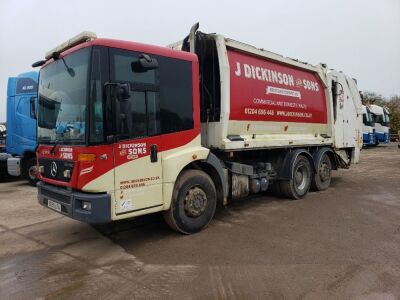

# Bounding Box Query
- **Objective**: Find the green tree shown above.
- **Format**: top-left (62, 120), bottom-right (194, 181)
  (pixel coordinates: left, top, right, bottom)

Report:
top-left (361, 91), bottom-right (384, 105)
top-left (387, 96), bottom-right (400, 135)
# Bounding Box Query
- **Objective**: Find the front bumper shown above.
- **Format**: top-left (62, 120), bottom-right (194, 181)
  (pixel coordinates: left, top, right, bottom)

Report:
top-left (37, 181), bottom-right (111, 224)
top-left (376, 132), bottom-right (389, 143)
top-left (363, 133), bottom-right (375, 145)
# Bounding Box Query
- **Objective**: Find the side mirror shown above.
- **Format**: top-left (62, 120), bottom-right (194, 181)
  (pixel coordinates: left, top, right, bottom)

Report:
top-left (131, 54), bottom-right (158, 73)
top-left (114, 83), bottom-right (130, 101)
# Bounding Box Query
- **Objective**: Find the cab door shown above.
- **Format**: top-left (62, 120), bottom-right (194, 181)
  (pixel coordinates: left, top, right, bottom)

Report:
top-left (110, 49), bottom-right (163, 216)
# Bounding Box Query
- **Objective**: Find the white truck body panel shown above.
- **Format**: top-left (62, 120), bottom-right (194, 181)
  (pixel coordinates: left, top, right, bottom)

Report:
top-left (212, 36), bottom-right (334, 151)
top-left (171, 35), bottom-right (362, 162)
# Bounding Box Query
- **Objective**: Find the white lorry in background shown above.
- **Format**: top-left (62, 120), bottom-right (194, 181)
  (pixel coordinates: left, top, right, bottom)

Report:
top-left (369, 104), bottom-right (390, 145)
top-left (361, 105), bottom-right (375, 146)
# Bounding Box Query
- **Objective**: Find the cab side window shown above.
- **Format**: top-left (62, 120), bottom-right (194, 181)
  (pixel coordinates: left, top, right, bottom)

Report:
top-left (111, 49), bottom-right (160, 140)
top-left (110, 49), bottom-right (193, 139)
top-left (157, 56), bottom-right (193, 134)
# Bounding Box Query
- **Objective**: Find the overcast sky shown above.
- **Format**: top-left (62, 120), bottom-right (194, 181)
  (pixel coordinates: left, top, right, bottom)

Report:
top-left (0, 0), bottom-right (399, 122)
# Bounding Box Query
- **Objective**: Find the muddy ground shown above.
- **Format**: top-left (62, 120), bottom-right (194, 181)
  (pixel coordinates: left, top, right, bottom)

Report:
top-left (1, 143), bottom-right (400, 299)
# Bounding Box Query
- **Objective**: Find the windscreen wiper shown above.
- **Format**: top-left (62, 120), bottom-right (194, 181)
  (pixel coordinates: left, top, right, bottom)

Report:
top-left (52, 52), bottom-right (75, 77)
top-left (50, 139), bottom-right (60, 154)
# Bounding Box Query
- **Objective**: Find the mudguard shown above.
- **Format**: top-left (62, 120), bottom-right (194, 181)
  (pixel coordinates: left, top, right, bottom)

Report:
top-left (201, 152), bottom-right (228, 198)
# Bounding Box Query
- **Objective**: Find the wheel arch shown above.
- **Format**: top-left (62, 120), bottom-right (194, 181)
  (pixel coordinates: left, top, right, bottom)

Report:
top-left (162, 147), bottom-right (226, 210)
top-left (181, 153), bottom-right (228, 206)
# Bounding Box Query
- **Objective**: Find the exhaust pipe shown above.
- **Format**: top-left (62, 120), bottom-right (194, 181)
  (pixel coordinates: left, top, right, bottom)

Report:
top-left (189, 22), bottom-right (199, 53)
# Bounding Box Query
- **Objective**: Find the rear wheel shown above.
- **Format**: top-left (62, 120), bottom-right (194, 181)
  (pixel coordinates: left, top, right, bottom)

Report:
top-left (280, 155), bottom-right (312, 200)
top-left (311, 153), bottom-right (332, 191)
top-left (163, 170), bottom-right (217, 234)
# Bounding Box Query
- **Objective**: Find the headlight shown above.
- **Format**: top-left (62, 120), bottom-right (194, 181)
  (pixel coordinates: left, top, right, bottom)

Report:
top-left (82, 201), bottom-right (92, 211)
top-left (63, 169), bottom-right (71, 178)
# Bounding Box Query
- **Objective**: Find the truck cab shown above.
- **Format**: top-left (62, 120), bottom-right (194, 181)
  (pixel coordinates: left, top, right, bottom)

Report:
top-left (369, 104), bottom-right (390, 145)
top-left (35, 32), bottom-right (203, 226)
top-left (361, 105), bottom-right (375, 146)
top-left (2, 72), bottom-right (38, 184)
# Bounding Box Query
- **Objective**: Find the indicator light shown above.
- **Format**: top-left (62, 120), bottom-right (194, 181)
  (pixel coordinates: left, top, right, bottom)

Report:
top-left (78, 153), bottom-right (96, 162)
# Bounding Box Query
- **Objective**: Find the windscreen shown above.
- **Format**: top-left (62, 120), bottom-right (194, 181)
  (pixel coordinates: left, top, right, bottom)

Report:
top-left (384, 113), bottom-right (390, 124)
top-left (37, 47), bottom-right (90, 145)
top-left (364, 109), bottom-right (374, 126)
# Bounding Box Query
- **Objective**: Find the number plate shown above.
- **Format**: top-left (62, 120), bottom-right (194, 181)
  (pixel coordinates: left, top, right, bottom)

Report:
top-left (47, 199), bottom-right (62, 212)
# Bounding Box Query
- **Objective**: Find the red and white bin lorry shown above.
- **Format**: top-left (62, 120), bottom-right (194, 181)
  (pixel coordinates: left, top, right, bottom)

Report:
top-left (35, 24), bottom-right (362, 234)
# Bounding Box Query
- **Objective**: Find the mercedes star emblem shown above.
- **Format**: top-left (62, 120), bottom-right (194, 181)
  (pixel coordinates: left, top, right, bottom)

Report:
top-left (50, 161), bottom-right (58, 177)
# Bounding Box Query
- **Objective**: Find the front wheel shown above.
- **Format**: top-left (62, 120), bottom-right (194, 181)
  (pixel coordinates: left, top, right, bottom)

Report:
top-left (280, 155), bottom-right (312, 200)
top-left (163, 170), bottom-right (217, 234)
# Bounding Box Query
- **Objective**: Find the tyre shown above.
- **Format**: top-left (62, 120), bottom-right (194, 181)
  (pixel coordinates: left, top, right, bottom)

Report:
top-left (280, 155), bottom-right (312, 200)
top-left (311, 153), bottom-right (332, 191)
top-left (163, 169), bottom-right (217, 234)
top-left (25, 157), bottom-right (38, 186)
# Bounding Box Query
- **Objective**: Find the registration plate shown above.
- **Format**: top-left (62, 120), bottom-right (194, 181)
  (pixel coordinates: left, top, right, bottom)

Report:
top-left (47, 199), bottom-right (62, 212)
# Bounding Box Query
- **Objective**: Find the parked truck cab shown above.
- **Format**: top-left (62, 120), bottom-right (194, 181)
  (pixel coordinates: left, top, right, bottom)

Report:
top-left (369, 104), bottom-right (390, 145)
top-left (361, 105), bottom-right (375, 146)
top-left (35, 28), bottom-right (362, 234)
top-left (1, 72), bottom-right (39, 184)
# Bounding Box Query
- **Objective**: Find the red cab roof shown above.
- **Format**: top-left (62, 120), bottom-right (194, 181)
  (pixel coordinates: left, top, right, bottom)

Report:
top-left (43, 37), bottom-right (197, 67)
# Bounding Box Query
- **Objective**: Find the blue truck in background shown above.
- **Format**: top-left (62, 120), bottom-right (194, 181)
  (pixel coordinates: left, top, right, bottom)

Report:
top-left (0, 71), bottom-right (38, 185)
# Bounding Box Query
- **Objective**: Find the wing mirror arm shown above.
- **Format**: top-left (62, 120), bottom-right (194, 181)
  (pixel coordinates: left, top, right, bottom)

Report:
top-left (104, 82), bottom-right (130, 101)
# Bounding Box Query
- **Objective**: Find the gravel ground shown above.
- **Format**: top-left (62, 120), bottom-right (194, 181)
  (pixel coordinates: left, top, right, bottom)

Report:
top-left (0, 143), bottom-right (400, 299)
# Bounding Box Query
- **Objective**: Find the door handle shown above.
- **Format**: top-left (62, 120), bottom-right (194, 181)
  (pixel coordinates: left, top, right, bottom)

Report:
top-left (150, 144), bottom-right (158, 163)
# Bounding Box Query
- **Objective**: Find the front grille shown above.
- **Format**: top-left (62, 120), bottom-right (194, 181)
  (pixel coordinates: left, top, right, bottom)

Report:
top-left (38, 158), bottom-right (74, 182)
top-left (41, 188), bottom-right (71, 204)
